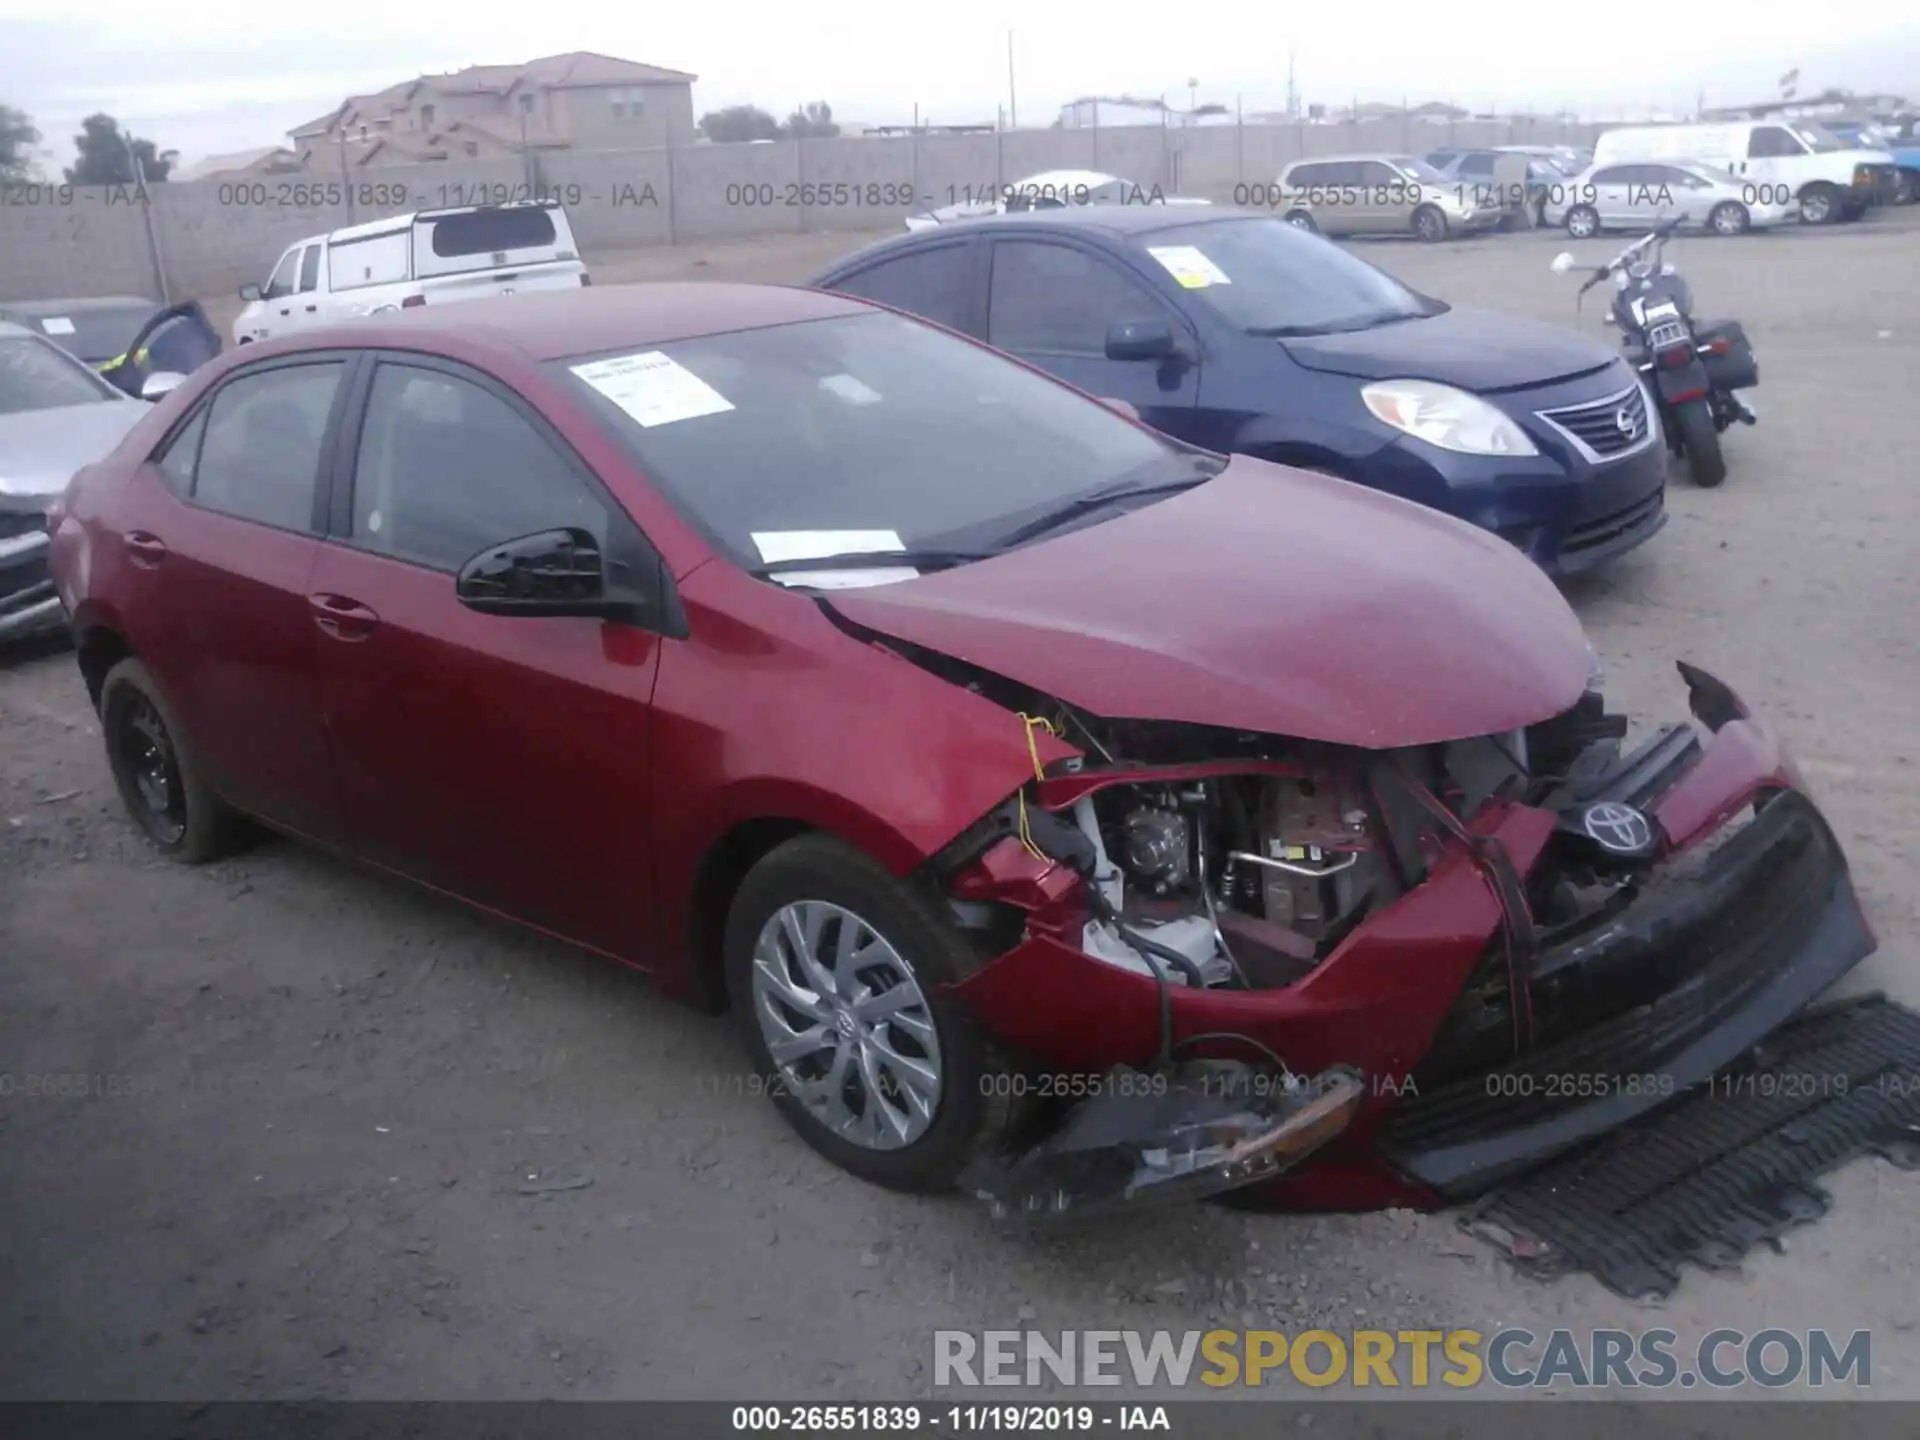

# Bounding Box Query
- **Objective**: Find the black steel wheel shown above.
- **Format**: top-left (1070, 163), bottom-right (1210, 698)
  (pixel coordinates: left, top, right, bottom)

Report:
top-left (100, 658), bottom-right (243, 861)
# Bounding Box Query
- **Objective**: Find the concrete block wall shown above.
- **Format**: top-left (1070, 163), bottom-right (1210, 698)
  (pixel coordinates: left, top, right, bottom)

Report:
top-left (0, 119), bottom-right (1604, 304)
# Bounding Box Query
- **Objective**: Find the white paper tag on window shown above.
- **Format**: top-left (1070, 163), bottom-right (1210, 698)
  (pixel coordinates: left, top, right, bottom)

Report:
top-left (819, 373), bottom-right (882, 405)
top-left (751, 530), bottom-right (904, 564)
top-left (571, 351), bottom-right (734, 427)
top-left (770, 567), bottom-right (920, 589)
top-left (40, 316), bottom-right (77, 335)
top-left (1146, 245), bottom-right (1231, 288)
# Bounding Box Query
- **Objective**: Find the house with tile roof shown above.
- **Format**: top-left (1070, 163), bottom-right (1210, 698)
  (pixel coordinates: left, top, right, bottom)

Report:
top-left (287, 51), bottom-right (698, 167)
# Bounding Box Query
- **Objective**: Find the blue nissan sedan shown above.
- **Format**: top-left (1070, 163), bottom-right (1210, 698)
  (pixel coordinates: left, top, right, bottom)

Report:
top-left (811, 207), bottom-right (1668, 576)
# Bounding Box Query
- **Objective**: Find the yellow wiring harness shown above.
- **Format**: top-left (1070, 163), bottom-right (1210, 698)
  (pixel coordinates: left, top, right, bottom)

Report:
top-left (1014, 713), bottom-right (1058, 863)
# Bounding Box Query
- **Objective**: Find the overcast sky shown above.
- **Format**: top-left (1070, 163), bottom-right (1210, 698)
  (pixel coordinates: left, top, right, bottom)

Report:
top-left (2, 0), bottom-right (1917, 168)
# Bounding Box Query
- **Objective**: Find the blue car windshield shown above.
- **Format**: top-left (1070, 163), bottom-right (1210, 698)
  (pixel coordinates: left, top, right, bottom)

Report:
top-left (1133, 216), bottom-right (1436, 336)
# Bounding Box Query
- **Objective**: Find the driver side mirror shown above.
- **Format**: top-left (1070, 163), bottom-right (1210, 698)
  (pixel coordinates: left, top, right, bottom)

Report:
top-left (455, 528), bottom-right (639, 621)
top-left (1105, 318), bottom-right (1180, 362)
top-left (239, 282), bottom-right (262, 302)
top-left (140, 371), bottom-right (188, 402)
top-left (1550, 252), bottom-right (1577, 273)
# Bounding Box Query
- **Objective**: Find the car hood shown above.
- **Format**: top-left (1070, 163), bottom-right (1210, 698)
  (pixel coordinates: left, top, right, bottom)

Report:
top-left (828, 455), bottom-right (1592, 748)
top-left (1280, 306), bottom-right (1616, 392)
top-left (0, 399), bottom-right (148, 502)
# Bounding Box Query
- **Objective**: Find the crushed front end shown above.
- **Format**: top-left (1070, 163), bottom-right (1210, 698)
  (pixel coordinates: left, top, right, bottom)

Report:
top-left (927, 660), bottom-right (1876, 1216)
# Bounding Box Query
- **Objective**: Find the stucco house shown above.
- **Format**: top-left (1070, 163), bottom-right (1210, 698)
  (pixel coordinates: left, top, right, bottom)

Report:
top-left (288, 51), bottom-right (698, 167)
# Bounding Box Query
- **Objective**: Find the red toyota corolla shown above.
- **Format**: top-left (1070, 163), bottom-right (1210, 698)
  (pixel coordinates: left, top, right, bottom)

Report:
top-left (48, 284), bottom-right (1874, 1217)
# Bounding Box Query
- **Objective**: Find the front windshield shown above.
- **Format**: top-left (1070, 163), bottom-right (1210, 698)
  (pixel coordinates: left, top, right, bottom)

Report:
top-left (0, 335), bottom-right (121, 415)
top-left (1793, 124), bottom-right (1847, 152)
top-left (555, 310), bottom-right (1214, 572)
top-left (1131, 216), bottom-right (1433, 335)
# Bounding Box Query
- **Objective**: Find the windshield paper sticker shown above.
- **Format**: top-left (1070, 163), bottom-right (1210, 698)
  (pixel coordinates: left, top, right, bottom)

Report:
top-left (1146, 245), bottom-right (1231, 289)
top-left (751, 530), bottom-right (905, 564)
top-left (571, 351), bottom-right (734, 428)
top-left (769, 567), bottom-right (921, 590)
top-left (40, 316), bottom-right (77, 335)
top-left (819, 373), bottom-right (883, 406)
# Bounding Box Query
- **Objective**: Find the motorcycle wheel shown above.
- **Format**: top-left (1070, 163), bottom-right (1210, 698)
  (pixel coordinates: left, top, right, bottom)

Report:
top-left (1676, 399), bottom-right (1727, 488)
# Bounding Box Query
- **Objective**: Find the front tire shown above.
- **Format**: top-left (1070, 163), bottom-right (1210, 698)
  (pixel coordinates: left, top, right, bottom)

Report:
top-left (1284, 209), bottom-right (1317, 233)
top-left (722, 834), bottom-right (996, 1192)
top-left (1798, 182), bottom-right (1841, 225)
top-left (1674, 399), bottom-right (1727, 488)
top-left (1709, 201), bottom-right (1750, 236)
top-left (1565, 204), bottom-right (1600, 238)
top-left (99, 658), bottom-right (242, 861)
top-left (1413, 204), bottom-right (1449, 242)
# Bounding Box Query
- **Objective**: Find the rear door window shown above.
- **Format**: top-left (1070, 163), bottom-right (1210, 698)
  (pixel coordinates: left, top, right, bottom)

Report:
top-left (829, 244), bottom-right (975, 332)
top-left (191, 362), bottom-right (344, 532)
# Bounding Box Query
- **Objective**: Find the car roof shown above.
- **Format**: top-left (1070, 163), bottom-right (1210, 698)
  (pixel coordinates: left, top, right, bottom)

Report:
top-left (1, 295), bottom-right (160, 316)
top-left (824, 203), bottom-right (1260, 273)
top-left (0, 319), bottom-right (34, 338)
top-left (276, 282), bottom-right (872, 362)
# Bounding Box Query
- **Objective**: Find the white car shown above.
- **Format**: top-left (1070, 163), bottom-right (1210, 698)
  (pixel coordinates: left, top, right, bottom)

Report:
top-left (1543, 160), bottom-right (1800, 237)
top-left (1590, 121), bottom-right (1898, 225)
top-left (902, 169), bottom-right (1210, 231)
top-left (232, 201), bottom-right (589, 345)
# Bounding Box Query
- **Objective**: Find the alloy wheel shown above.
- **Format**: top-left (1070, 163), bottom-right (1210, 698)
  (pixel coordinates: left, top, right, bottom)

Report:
top-left (1567, 207), bottom-right (1598, 238)
top-left (750, 900), bottom-right (942, 1151)
top-left (116, 693), bottom-right (187, 846)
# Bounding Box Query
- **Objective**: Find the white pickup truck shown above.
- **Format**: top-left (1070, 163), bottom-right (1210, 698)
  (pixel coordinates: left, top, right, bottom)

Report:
top-left (232, 201), bottom-right (589, 344)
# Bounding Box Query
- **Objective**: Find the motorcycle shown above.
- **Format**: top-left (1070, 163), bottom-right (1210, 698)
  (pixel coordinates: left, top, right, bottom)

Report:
top-left (1551, 218), bottom-right (1757, 487)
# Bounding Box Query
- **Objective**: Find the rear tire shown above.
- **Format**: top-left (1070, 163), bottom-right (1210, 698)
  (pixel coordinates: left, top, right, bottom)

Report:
top-left (1565, 205), bottom-right (1600, 238)
top-left (1413, 204), bottom-right (1449, 242)
top-left (722, 833), bottom-right (999, 1192)
top-left (1708, 201), bottom-right (1750, 236)
top-left (1798, 182), bottom-right (1841, 225)
top-left (1674, 399), bottom-right (1727, 488)
top-left (99, 658), bottom-right (243, 862)
top-left (1284, 209), bottom-right (1317, 233)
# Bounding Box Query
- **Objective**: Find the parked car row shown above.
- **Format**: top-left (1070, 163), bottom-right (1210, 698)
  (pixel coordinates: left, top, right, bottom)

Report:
top-left (35, 264), bottom-right (1870, 1219)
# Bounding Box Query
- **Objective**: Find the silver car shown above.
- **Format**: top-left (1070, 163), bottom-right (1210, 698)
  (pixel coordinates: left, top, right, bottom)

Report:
top-left (1543, 160), bottom-right (1800, 237)
top-left (1267, 153), bottom-right (1502, 240)
top-left (0, 321), bottom-right (151, 644)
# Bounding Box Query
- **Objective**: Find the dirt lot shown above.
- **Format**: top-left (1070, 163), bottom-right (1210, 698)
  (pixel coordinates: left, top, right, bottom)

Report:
top-left (5, 212), bottom-right (1920, 1404)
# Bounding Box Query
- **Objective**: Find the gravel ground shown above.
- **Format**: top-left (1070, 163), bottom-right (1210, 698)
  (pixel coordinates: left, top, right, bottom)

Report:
top-left (4, 209), bottom-right (1919, 1406)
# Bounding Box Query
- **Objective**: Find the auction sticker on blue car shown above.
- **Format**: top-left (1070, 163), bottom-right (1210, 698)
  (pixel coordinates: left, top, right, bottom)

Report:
top-left (1146, 245), bottom-right (1231, 288)
top-left (571, 350), bottom-right (735, 427)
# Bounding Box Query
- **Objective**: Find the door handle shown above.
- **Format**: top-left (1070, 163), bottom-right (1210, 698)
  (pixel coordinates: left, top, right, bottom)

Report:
top-left (124, 530), bottom-right (168, 567)
top-left (304, 304), bottom-right (317, 312)
top-left (308, 592), bottom-right (380, 641)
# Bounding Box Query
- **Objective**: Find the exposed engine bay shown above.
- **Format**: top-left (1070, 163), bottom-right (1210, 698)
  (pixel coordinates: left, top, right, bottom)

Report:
top-left (933, 686), bottom-right (1641, 1012)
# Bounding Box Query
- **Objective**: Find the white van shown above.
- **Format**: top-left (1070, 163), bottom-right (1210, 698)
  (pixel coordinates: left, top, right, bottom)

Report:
top-left (1590, 121), bottom-right (1898, 224)
top-left (233, 201), bottom-right (589, 345)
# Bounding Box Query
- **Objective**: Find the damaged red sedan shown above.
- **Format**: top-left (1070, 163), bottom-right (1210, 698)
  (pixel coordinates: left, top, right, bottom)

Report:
top-left (48, 284), bottom-right (1875, 1216)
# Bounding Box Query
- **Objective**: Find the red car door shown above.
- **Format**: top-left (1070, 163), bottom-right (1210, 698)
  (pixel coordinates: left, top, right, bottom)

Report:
top-left (114, 356), bottom-right (352, 843)
top-left (305, 356), bottom-right (662, 960)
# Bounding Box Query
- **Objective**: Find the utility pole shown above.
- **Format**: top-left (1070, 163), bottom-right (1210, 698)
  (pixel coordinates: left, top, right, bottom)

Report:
top-left (120, 127), bottom-right (171, 304)
top-left (1286, 40), bottom-right (1298, 119)
top-left (1006, 31), bottom-right (1017, 129)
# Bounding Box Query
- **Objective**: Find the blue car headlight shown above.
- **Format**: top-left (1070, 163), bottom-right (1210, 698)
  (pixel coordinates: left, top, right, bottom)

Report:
top-left (1361, 380), bottom-right (1540, 457)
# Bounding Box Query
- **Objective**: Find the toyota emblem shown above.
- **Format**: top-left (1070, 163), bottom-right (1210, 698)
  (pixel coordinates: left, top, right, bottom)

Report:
top-left (1582, 801), bottom-right (1653, 854)
top-left (1614, 407), bottom-right (1638, 439)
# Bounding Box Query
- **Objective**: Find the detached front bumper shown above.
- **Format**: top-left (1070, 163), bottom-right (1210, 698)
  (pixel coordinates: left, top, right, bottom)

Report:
top-left (949, 667), bottom-right (1875, 1213)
